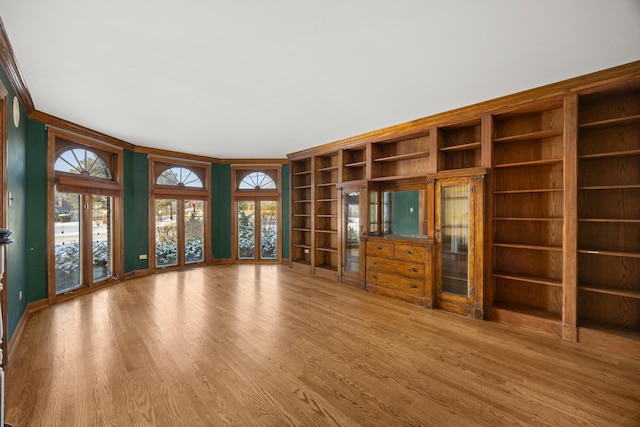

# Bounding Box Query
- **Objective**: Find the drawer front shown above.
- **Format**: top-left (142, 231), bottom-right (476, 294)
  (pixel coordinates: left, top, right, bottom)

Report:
top-left (394, 244), bottom-right (426, 262)
top-left (366, 270), bottom-right (425, 295)
top-left (367, 256), bottom-right (424, 279)
top-left (366, 241), bottom-right (394, 258)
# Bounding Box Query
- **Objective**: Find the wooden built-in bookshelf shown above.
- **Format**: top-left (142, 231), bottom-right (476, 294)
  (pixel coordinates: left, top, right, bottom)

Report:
top-left (576, 87), bottom-right (640, 343)
top-left (490, 104), bottom-right (565, 333)
top-left (287, 61), bottom-right (640, 353)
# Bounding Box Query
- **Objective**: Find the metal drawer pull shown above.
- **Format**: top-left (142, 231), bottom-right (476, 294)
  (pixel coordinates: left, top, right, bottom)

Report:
top-left (372, 274), bottom-right (377, 279)
top-left (372, 261), bottom-right (377, 265)
top-left (409, 267), bottom-right (418, 273)
top-left (405, 250), bottom-right (413, 255)
top-left (376, 246), bottom-right (382, 250)
top-left (410, 284), bottom-right (418, 289)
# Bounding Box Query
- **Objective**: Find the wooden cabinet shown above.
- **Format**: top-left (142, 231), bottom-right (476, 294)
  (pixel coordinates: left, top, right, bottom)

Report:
top-left (576, 87), bottom-right (640, 343)
top-left (287, 62), bottom-right (640, 353)
top-left (434, 174), bottom-right (485, 318)
top-left (339, 184), bottom-right (367, 286)
top-left (290, 158), bottom-right (312, 268)
top-left (363, 235), bottom-right (435, 306)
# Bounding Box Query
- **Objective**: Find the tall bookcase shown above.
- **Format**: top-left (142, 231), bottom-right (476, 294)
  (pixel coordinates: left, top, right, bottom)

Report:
top-left (313, 152), bottom-right (340, 277)
top-left (290, 158), bottom-right (312, 268)
top-left (576, 87), bottom-right (640, 341)
top-left (490, 103), bottom-right (565, 333)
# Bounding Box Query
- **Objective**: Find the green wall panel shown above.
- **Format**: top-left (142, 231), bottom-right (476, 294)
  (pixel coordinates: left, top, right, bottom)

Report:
top-left (211, 163), bottom-right (231, 259)
top-left (124, 150), bottom-right (149, 272)
top-left (0, 67), bottom-right (29, 341)
top-left (25, 120), bottom-right (48, 304)
top-left (281, 163), bottom-right (289, 260)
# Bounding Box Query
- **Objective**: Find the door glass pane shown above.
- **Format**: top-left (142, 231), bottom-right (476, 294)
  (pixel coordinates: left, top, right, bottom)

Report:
top-left (54, 191), bottom-right (82, 294)
top-left (260, 200), bottom-right (277, 260)
top-left (369, 191), bottom-right (379, 233)
top-left (344, 191), bottom-right (360, 273)
top-left (185, 199), bottom-right (204, 264)
top-left (92, 195), bottom-right (112, 282)
top-left (238, 200), bottom-right (255, 259)
top-left (156, 199), bottom-right (178, 267)
top-left (441, 184), bottom-right (469, 295)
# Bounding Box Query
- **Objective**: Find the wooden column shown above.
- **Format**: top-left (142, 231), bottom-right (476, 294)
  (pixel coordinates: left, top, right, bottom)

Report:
top-left (562, 94), bottom-right (578, 342)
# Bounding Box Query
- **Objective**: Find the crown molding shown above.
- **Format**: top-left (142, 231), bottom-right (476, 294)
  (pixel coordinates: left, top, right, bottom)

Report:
top-left (0, 18), bottom-right (34, 115)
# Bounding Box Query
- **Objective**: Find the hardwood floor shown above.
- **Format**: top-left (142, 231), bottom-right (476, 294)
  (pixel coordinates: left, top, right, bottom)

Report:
top-left (5, 265), bottom-right (640, 426)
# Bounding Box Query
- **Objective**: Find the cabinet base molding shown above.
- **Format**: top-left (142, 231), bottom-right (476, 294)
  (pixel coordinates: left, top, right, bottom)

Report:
top-left (487, 306), bottom-right (563, 338)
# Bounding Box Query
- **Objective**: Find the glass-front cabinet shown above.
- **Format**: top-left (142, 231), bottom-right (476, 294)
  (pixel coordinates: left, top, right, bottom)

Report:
top-left (338, 184), bottom-right (367, 285)
top-left (434, 175), bottom-right (485, 318)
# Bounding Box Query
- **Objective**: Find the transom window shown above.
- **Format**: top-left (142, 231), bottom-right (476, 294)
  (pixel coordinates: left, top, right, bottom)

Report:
top-left (54, 148), bottom-right (111, 179)
top-left (238, 171), bottom-right (276, 190)
top-left (157, 166), bottom-right (203, 188)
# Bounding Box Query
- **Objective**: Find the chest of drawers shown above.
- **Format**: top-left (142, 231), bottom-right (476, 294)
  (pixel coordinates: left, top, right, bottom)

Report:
top-left (363, 235), bottom-right (435, 307)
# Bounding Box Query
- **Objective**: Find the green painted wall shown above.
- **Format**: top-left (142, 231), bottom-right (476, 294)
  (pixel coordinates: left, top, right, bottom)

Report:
top-left (392, 190), bottom-right (420, 235)
top-left (281, 164), bottom-right (289, 260)
top-left (25, 121), bottom-right (48, 303)
top-left (0, 69), bottom-right (29, 341)
top-left (211, 163), bottom-right (232, 259)
top-left (124, 150), bottom-right (149, 272)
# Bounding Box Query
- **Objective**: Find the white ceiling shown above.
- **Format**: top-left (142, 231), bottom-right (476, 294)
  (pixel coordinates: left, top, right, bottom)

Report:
top-left (1, 1), bottom-right (639, 159)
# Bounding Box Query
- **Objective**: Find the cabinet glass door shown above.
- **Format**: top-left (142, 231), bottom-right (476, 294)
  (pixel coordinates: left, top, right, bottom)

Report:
top-left (344, 191), bottom-right (361, 274)
top-left (440, 183), bottom-right (469, 295)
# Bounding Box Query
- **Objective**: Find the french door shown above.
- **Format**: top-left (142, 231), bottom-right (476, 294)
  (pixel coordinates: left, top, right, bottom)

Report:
top-left (54, 189), bottom-right (113, 294)
top-left (236, 198), bottom-right (279, 261)
top-left (154, 198), bottom-right (205, 268)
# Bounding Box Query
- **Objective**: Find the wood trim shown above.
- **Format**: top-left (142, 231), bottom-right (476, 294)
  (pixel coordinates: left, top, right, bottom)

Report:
top-left (0, 19), bottom-right (34, 114)
top-left (0, 80), bottom-right (7, 368)
top-left (562, 94), bottom-right (578, 342)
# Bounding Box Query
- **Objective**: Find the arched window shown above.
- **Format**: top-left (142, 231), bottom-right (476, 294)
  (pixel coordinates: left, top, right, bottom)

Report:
top-left (156, 166), bottom-right (203, 188)
top-left (238, 171), bottom-right (276, 190)
top-left (232, 167), bottom-right (281, 262)
top-left (48, 129), bottom-right (123, 301)
top-left (149, 157), bottom-right (210, 270)
top-left (54, 148), bottom-right (111, 179)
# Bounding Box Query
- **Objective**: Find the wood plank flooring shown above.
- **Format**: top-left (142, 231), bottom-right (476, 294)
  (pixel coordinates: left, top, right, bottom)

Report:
top-left (5, 264), bottom-right (640, 426)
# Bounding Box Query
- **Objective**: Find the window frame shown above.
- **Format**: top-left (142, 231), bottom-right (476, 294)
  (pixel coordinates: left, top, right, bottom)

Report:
top-left (47, 128), bottom-right (124, 303)
top-left (148, 156), bottom-right (211, 271)
top-left (231, 166), bottom-right (282, 263)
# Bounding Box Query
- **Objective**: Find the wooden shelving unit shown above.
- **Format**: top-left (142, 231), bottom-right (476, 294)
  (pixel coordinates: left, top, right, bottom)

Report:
top-left (577, 87), bottom-right (640, 340)
top-left (286, 62), bottom-right (640, 352)
top-left (341, 145), bottom-right (367, 182)
top-left (371, 131), bottom-right (430, 181)
top-left (290, 158), bottom-right (312, 267)
top-left (490, 105), bottom-right (565, 332)
top-left (314, 152), bottom-right (340, 277)
top-left (438, 120), bottom-right (482, 170)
